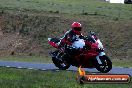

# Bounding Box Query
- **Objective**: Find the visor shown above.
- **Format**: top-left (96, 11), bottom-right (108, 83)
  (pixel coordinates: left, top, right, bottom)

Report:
top-left (73, 27), bottom-right (82, 31)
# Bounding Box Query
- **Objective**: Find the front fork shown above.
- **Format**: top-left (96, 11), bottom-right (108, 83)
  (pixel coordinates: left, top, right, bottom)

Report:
top-left (96, 52), bottom-right (105, 64)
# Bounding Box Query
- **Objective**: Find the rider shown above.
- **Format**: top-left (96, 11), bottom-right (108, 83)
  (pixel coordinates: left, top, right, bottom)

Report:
top-left (51, 22), bottom-right (85, 60)
top-left (58, 22), bottom-right (84, 48)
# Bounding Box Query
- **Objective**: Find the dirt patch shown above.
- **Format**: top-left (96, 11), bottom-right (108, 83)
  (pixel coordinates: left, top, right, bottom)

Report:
top-left (0, 11), bottom-right (131, 60)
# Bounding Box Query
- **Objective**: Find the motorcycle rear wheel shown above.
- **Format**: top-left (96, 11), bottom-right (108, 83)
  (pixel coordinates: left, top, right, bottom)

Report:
top-left (52, 57), bottom-right (70, 70)
top-left (95, 55), bottom-right (112, 73)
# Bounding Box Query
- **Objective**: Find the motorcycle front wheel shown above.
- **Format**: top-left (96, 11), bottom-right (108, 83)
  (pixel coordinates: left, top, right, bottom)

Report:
top-left (95, 55), bottom-right (112, 73)
top-left (52, 57), bottom-right (70, 70)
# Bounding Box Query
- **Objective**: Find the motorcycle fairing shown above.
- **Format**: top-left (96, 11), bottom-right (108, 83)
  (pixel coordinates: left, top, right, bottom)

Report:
top-left (48, 38), bottom-right (59, 48)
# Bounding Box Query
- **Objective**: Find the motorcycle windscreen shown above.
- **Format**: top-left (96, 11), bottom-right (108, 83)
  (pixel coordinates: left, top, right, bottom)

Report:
top-left (72, 39), bottom-right (85, 49)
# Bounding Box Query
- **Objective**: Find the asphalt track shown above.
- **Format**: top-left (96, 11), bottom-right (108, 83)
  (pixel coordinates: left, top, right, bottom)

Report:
top-left (0, 61), bottom-right (132, 76)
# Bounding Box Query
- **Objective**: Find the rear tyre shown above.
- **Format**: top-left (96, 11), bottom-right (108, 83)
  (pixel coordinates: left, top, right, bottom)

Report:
top-left (52, 57), bottom-right (70, 70)
top-left (95, 55), bottom-right (112, 73)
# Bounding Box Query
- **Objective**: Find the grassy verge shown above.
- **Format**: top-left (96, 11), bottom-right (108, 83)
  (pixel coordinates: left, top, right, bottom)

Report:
top-left (0, 67), bottom-right (131, 88)
top-left (0, 0), bottom-right (132, 20)
top-left (0, 56), bottom-right (52, 63)
top-left (112, 59), bottom-right (132, 68)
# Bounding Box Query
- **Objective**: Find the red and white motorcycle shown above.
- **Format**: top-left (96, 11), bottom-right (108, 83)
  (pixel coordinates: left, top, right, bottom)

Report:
top-left (48, 31), bottom-right (112, 73)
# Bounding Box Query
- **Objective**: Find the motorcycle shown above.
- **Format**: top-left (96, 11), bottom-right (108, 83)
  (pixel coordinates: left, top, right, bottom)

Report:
top-left (48, 31), bottom-right (112, 73)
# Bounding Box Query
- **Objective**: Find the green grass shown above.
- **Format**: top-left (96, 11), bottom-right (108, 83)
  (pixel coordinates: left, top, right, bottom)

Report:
top-left (0, 67), bottom-right (131, 88)
top-left (0, 0), bottom-right (132, 20)
top-left (112, 59), bottom-right (132, 67)
top-left (0, 56), bottom-right (52, 63)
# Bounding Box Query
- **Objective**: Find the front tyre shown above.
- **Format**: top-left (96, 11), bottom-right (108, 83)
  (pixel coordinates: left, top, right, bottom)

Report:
top-left (52, 57), bottom-right (70, 70)
top-left (95, 55), bottom-right (112, 73)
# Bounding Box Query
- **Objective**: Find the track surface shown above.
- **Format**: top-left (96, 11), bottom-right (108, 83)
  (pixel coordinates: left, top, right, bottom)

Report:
top-left (0, 61), bottom-right (132, 76)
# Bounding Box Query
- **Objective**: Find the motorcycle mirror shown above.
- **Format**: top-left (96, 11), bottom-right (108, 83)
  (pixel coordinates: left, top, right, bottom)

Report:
top-left (89, 31), bottom-right (95, 35)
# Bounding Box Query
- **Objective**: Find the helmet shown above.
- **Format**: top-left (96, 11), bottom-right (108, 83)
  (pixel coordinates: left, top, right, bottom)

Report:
top-left (71, 22), bottom-right (82, 35)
